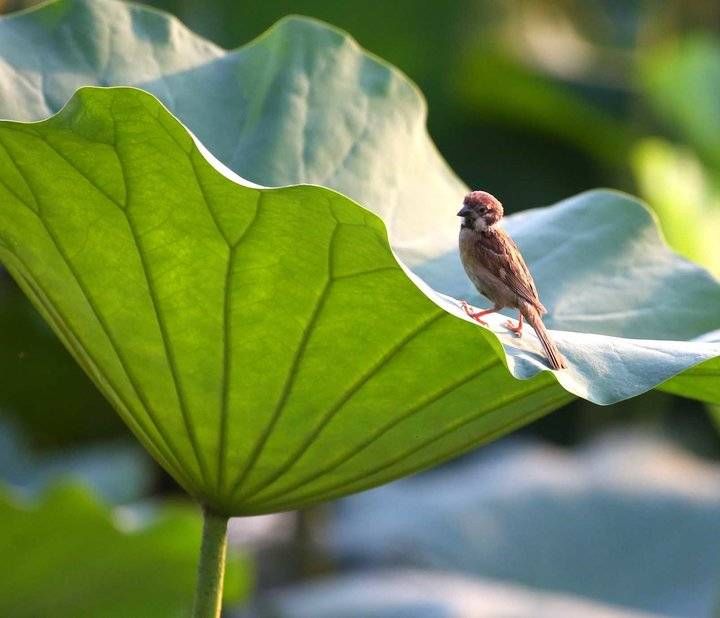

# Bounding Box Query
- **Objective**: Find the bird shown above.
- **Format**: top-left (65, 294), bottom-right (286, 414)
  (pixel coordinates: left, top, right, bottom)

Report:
top-left (457, 190), bottom-right (567, 370)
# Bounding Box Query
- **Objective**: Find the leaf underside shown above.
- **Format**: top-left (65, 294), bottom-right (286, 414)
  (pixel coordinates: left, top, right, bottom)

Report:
top-left (0, 88), bottom-right (571, 512)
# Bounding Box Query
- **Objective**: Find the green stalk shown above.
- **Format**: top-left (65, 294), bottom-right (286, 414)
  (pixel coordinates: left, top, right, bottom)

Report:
top-left (192, 509), bottom-right (229, 618)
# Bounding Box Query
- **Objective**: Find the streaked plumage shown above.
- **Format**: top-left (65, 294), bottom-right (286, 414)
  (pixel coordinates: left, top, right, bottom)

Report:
top-left (457, 191), bottom-right (566, 370)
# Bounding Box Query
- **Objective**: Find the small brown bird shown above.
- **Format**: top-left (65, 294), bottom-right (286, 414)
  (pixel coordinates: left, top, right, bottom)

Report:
top-left (457, 190), bottom-right (567, 370)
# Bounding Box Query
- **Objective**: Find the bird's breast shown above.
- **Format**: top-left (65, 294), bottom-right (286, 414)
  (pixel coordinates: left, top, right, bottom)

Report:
top-left (458, 227), bottom-right (515, 307)
top-left (459, 228), bottom-right (492, 290)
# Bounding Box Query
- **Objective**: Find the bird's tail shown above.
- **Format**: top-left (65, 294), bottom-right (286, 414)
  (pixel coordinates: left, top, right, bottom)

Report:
top-left (522, 304), bottom-right (566, 370)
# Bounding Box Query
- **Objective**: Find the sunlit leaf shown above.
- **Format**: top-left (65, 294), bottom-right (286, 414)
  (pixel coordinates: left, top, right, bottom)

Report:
top-left (0, 0), bottom-right (468, 450)
top-left (0, 87), bottom-right (719, 515)
top-left (1, 1), bottom-right (720, 514)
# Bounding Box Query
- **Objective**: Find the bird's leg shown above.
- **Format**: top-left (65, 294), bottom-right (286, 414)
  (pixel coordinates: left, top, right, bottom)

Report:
top-left (504, 312), bottom-right (524, 337)
top-left (460, 300), bottom-right (501, 326)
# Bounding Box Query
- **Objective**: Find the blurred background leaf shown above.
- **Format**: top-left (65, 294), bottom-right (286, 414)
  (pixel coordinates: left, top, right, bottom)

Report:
top-left (0, 483), bottom-right (251, 617)
top-left (639, 35), bottom-right (720, 172)
top-left (0, 269), bottom-right (122, 447)
top-left (252, 569), bottom-right (655, 618)
top-left (261, 432), bottom-right (720, 617)
top-left (632, 138), bottom-right (720, 275)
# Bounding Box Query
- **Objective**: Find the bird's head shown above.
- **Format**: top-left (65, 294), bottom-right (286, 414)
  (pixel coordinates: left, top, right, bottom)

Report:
top-left (457, 191), bottom-right (503, 231)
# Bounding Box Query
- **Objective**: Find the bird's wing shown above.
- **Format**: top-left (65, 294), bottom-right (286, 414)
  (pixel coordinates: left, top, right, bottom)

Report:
top-left (475, 229), bottom-right (545, 312)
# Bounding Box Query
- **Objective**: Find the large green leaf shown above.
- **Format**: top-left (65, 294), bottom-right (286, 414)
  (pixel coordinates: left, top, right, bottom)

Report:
top-left (1, 1), bottom-right (720, 513)
top-left (0, 87), bottom-right (719, 516)
top-left (0, 0), bottom-right (467, 451)
top-left (0, 87), bottom-right (568, 512)
top-left (0, 1), bottom-right (716, 390)
top-left (0, 483), bottom-right (249, 617)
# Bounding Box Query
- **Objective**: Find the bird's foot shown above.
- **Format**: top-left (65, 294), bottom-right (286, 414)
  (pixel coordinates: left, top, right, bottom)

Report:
top-left (504, 319), bottom-right (523, 337)
top-left (460, 300), bottom-right (489, 325)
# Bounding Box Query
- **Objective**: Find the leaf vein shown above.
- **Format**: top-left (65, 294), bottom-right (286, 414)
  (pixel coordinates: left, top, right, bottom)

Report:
top-left (123, 212), bottom-right (214, 489)
top-left (0, 135), bottom-right (198, 490)
top-left (216, 244), bottom-right (237, 494)
top-left (227, 223), bottom-right (339, 500)
top-left (332, 265), bottom-right (400, 281)
top-left (239, 309), bottom-right (447, 501)
top-left (188, 151), bottom-right (231, 246)
top-left (245, 355), bottom-right (503, 505)
top-left (258, 387), bottom-right (570, 512)
top-left (114, 142), bottom-right (213, 490)
top-left (36, 134), bottom-right (125, 211)
top-left (0, 247), bottom-right (196, 489)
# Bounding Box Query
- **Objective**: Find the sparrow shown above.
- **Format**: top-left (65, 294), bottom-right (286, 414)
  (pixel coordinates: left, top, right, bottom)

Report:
top-left (457, 190), bottom-right (567, 370)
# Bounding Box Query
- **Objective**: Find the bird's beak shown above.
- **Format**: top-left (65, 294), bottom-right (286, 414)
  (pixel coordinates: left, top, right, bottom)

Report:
top-left (457, 205), bottom-right (472, 217)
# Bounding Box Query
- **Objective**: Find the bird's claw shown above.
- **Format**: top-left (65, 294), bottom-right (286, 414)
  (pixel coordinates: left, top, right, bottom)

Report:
top-left (503, 319), bottom-right (523, 337)
top-left (460, 300), bottom-right (488, 326)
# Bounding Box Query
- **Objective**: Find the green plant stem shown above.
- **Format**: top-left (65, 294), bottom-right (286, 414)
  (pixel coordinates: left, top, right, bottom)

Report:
top-left (192, 509), bottom-right (229, 618)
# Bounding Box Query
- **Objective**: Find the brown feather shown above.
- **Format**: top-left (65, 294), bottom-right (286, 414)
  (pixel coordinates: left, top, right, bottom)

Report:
top-left (521, 302), bottom-right (567, 370)
top-left (458, 190), bottom-right (565, 370)
top-left (474, 228), bottom-right (545, 313)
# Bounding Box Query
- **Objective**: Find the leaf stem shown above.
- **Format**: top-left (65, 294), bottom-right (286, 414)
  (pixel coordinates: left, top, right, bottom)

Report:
top-left (192, 508), bottom-right (229, 618)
